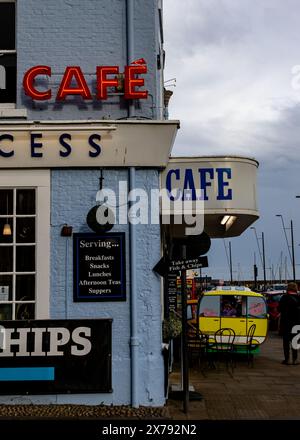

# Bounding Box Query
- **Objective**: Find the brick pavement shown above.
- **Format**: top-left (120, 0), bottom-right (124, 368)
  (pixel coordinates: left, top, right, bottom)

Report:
top-left (166, 331), bottom-right (300, 419)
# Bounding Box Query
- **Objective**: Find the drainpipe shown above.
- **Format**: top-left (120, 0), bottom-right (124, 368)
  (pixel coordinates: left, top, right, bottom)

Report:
top-left (129, 167), bottom-right (139, 408)
top-left (127, 0), bottom-right (135, 119)
top-left (127, 0), bottom-right (139, 408)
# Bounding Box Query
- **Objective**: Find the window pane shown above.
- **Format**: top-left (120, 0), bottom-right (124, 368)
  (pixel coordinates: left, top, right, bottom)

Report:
top-left (16, 189), bottom-right (35, 215)
top-left (16, 246), bottom-right (35, 272)
top-left (199, 296), bottom-right (220, 317)
top-left (0, 189), bottom-right (13, 215)
top-left (0, 304), bottom-right (12, 320)
top-left (0, 219), bottom-right (13, 243)
top-left (0, 3), bottom-right (15, 50)
top-left (16, 303), bottom-right (34, 320)
top-left (247, 297), bottom-right (267, 318)
top-left (0, 246), bottom-right (12, 272)
top-left (221, 295), bottom-right (245, 317)
top-left (16, 275), bottom-right (35, 301)
top-left (16, 218), bottom-right (35, 243)
top-left (0, 275), bottom-right (12, 301)
top-left (0, 57), bottom-right (16, 103)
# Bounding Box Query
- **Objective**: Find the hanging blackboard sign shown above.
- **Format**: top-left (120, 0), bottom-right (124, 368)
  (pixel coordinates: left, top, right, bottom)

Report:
top-left (73, 233), bottom-right (126, 302)
top-left (168, 274), bottom-right (177, 313)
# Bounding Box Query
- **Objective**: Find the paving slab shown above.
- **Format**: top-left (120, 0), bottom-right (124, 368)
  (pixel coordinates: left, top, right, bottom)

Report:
top-left (167, 331), bottom-right (300, 420)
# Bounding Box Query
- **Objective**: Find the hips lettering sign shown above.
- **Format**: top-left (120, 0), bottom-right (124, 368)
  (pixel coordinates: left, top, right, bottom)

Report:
top-left (0, 325), bottom-right (91, 357)
top-left (23, 63), bottom-right (148, 101)
top-left (0, 319), bottom-right (112, 394)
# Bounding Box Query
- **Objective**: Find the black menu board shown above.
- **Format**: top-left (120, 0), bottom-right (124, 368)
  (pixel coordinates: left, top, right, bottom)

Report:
top-left (73, 233), bottom-right (126, 302)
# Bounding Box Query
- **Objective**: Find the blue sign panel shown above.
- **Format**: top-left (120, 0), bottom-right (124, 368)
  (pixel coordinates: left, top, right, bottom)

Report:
top-left (73, 233), bottom-right (126, 302)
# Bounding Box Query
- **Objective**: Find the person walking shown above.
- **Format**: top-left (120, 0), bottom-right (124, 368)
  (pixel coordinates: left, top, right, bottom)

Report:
top-left (279, 282), bottom-right (300, 365)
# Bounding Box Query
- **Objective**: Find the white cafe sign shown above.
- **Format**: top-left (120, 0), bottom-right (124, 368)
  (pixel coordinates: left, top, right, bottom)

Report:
top-left (0, 120), bottom-right (179, 168)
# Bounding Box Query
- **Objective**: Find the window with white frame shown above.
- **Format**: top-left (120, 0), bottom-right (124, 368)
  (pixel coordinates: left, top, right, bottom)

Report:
top-left (0, 1), bottom-right (16, 106)
top-left (0, 188), bottom-right (36, 319)
top-left (0, 170), bottom-right (50, 320)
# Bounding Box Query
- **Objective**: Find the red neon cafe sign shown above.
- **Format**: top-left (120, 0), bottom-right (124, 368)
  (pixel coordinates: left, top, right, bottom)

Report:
top-left (23, 63), bottom-right (148, 101)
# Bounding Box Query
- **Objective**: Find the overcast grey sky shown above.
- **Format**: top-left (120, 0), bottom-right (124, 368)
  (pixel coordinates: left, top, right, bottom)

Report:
top-left (163, 0), bottom-right (300, 282)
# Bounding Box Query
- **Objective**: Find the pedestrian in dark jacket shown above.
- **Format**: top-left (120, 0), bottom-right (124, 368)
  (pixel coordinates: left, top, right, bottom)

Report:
top-left (279, 282), bottom-right (300, 365)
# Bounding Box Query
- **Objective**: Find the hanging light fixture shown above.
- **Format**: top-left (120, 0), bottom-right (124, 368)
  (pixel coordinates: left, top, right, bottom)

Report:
top-left (3, 223), bottom-right (11, 236)
top-left (220, 215), bottom-right (237, 231)
top-left (87, 169), bottom-right (115, 233)
top-left (3, 194), bottom-right (11, 236)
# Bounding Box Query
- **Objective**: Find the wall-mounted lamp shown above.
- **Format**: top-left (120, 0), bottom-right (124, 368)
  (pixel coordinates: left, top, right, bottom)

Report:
top-left (60, 224), bottom-right (73, 237)
top-left (87, 169), bottom-right (114, 233)
top-left (3, 195), bottom-right (11, 236)
top-left (163, 88), bottom-right (173, 107)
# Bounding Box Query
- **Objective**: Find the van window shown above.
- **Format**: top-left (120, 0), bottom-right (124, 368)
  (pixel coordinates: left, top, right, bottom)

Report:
top-left (247, 297), bottom-right (267, 318)
top-left (199, 296), bottom-right (220, 317)
top-left (221, 295), bottom-right (246, 317)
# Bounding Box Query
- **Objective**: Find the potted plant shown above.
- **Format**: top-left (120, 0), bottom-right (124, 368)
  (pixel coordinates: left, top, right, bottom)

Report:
top-left (163, 312), bottom-right (182, 342)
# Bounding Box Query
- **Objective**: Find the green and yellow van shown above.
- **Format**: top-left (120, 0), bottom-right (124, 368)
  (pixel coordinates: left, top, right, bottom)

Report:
top-left (194, 287), bottom-right (268, 345)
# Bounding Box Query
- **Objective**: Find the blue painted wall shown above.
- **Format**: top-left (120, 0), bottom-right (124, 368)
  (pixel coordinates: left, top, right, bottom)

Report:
top-left (50, 169), bottom-right (163, 405)
top-left (17, 0), bottom-right (163, 120)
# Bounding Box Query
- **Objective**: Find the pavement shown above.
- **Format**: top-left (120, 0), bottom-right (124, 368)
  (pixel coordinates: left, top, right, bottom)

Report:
top-left (0, 331), bottom-right (296, 423)
top-left (166, 330), bottom-right (300, 420)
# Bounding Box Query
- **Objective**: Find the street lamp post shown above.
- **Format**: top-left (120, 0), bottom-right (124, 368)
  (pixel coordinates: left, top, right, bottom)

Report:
top-left (223, 239), bottom-right (233, 283)
top-left (253, 252), bottom-right (258, 290)
top-left (262, 231), bottom-right (266, 287)
top-left (251, 227), bottom-right (267, 290)
top-left (229, 241), bottom-right (233, 283)
top-left (291, 219), bottom-right (296, 282)
top-left (275, 215), bottom-right (296, 282)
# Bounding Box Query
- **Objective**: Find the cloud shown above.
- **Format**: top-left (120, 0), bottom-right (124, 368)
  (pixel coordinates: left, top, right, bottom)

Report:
top-left (164, 0), bottom-right (252, 55)
top-left (163, 0), bottom-right (300, 279)
top-left (164, 0), bottom-right (300, 162)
